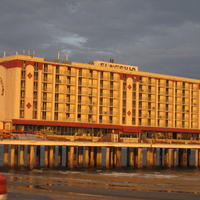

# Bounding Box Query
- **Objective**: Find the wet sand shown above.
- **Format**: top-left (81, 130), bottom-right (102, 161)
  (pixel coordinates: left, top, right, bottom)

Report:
top-left (5, 169), bottom-right (200, 200)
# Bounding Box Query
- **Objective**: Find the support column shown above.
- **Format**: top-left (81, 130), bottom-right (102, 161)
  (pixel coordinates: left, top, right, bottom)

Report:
top-left (134, 148), bottom-right (138, 167)
top-left (159, 148), bottom-right (163, 167)
top-left (113, 147), bottom-right (117, 168)
top-left (128, 148), bottom-right (135, 168)
top-left (178, 148), bottom-right (182, 167)
top-left (78, 147), bottom-right (83, 167)
top-left (173, 148), bottom-right (178, 167)
top-left (116, 147), bottom-right (121, 168)
top-left (182, 149), bottom-right (187, 167)
top-left (85, 147), bottom-right (89, 168)
top-left (29, 145), bottom-right (35, 170)
top-left (167, 148), bottom-right (172, 168)
top-left (10, 145), bottom-right (16, 167)
top-left (65, 147), bottom-right (68, 167)
top-left (187, 149), bottom-right (191, 167)
top-left (49, 146), bottom-right (54, 169)
top-left (68, 146), bottom-right (74, 169)
top-left (19, 145), bottom-right (25, 167)
top-left (36, 146), bottom-right (40, 166)
top-left (44, 146), bottom-right (49, 168)
top-left (105, 147), bottom-right (110, 168)
top-left (3, 145), bottom-right (9, 167)
top-left (73, 147), bottom-right (77, 167)
top-left (164, 148), bottom-right (168, 167)
top-left (195, 149), bottom-right (199, 167)
top-left (89, 147), bottom-right (95, 167)
top-left (57, 146), bottom-right (62, 166)
top-left (14, 145), bottom-right (18, 166)
top-left (179, 149), bottom-right (187, 167)
top-left (138, 148), bottom-right (143, 168)
top-left (110, 147), bottom-right (114, 168)
top-left (153, 148), bottom-right (157, 167)
top-left (96, 147), bottom-right (102, 168)
top-left (147, 148), bottom-right (153, 167)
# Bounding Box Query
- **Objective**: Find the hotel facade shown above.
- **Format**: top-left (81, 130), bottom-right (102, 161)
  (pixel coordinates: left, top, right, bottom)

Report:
top-left (0, 54), bottom-right (200, 139)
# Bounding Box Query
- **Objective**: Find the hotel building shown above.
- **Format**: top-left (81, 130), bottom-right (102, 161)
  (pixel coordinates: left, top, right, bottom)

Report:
top-left (0, 54), bottom-right (200, 139)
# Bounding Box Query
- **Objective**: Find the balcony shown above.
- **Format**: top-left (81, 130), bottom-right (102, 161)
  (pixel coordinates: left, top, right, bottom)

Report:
top-left (43, 78), bottom-right (53, 83)
top-left (41, 107), bottom-right (52, 111)
top-left (42, 97), bottom-right (52, 101)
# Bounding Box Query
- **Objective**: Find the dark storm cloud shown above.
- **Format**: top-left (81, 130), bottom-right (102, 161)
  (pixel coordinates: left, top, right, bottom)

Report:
top-left (1, 0), bottom-right (200, 79)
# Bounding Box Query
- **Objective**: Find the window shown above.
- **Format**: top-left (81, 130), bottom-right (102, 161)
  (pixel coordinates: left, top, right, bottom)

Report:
top-left (44, 64), bottom-right (48, 72)
top-left (33, 101), bottom-right (37, 109)
top-left (110, 73), bottom-right (114, 80)
top-left (89, 70), bottom-right (93, 78)
top-left (78, 105), bottom-right (81, 112)
top-left (55, 93), bottom-right (59, 102)
top-left (110, 99), bottom-right (113, 106)
top-left (20, 100), bottom-right (24, 109)
top-left (123, 74), bottom-right (126, 81)
top-left (42, 112), bottom-right (46, 120)
top-left (123, 83), bottom-right (126, 90)
top-left (100, 71), bottom-right (103, 79)
top-left (123, 91), bottom-right (126, 98)
top-left (109, 116), bottom-right (113, 123)
top-left (109, 107), bottom-right (113, 115)
top-left (56, 65), bottom-right (60, 73)
top-left (100, 80), bottom-right (103, 87)
top-left (123, 100), bottom-right (126, 107)
top-left (33, 111), bottom-right (37, 119)
top-left (110, 90), bottom-right (113, 97)
top-left (78, 96), bottom-right (81, 103)
top-left (34, 82), bottom-right (38, 90)
top-left (20, 110), bottom-right (24, 118)
top-left (33, 91), bottom-right (37, 100)
top-left (99, 106), bottom-right (103, 114)
top-left (78, 77), bottom-right (82, 85)
top-left (34, 62), bottom-right (38, 71)
top-left (99, 115), bottom-right (102, 123)
top-left (21, 71), bottom-right (25, 79)
top-left (133, 84), bottom-right (136, 91)
top-left (54, 112), bottom-right (58, 120)
top-left (55, 84), bottom-right (59, 93)
top-left (43, 74), bottom-right (47, 82)
top-left (55, 75), bottom-right (60, 83)
top-left (100, 89), bottom-right (103, 96)
top-left (21, 91), bottom-right (25, 98)
top-left (122, 117), bottom-right (126, 124)
top-left (123, 108), bottom-right (126, 116)
top-left (43, 93), bottom-right (47, 101)
top-left (55, 103), bottom-right (58, 111)
top-left (42, 102), bottom-right (47, 110)
top-left (34, 72), bottom-right (38, 81)
top-left (22, 61), bottom-right (26, 69)
top-left (100, 98), bottom-right (103, 105)
top-left (79, 69), bottom-right (82, 76)
top-left (21, 81), bottom-right (25, 89)
top-left (110, 81), bottom-right (113, 89)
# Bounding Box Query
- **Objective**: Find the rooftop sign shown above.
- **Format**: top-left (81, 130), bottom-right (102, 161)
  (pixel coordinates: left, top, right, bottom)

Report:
top-left (93, 61), bottom-right (138, 72)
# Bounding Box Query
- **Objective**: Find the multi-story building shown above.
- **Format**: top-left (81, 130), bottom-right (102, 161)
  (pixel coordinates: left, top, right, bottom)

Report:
top-left (0, 54), bottom-right (200, 139)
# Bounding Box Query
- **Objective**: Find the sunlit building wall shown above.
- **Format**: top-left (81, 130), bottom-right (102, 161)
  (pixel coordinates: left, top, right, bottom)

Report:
top-left (0, 54), bottom-right (199, 135)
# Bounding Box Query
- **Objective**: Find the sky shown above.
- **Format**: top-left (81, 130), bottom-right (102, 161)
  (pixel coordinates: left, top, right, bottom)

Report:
top-left (0, 0), bottom-right (200, 79)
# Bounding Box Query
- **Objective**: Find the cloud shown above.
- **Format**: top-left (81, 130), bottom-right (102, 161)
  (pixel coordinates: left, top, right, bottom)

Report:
top-left (0, 0), bottom-right (200, 79)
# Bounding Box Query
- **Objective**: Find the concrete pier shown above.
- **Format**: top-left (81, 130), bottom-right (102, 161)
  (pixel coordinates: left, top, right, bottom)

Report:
top-left (1, 142), bottom-right (200, 170)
